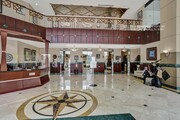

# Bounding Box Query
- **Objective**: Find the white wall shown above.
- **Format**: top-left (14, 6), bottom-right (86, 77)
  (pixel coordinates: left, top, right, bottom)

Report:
top-left (140, 41), bottom-right (160, 63)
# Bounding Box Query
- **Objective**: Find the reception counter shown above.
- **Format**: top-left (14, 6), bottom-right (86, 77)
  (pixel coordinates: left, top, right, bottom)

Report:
top-left (0, 68), bottom-right (49, 94)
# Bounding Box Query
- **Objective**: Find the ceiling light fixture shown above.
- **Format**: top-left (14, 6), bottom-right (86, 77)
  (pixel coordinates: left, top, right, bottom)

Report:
top-left (98, 46), bottom-right (102, 51)
top-left (163, 50), bottom-right (170, 57)
top-left (35, 3), bottom-right (38, 6)
top-left (122, 47), bottom-right (127, 52)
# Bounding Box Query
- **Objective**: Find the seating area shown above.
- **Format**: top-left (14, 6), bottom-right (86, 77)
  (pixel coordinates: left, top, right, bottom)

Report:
top-left (134, 70), bottom-right (144, 78)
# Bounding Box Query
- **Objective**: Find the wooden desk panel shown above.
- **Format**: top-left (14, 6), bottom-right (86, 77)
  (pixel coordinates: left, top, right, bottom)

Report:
top-left (0, 68), bottom-right (49, 94)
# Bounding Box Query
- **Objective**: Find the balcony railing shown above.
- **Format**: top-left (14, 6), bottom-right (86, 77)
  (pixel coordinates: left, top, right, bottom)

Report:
top-left (2, 0), bottom-right (144, 30)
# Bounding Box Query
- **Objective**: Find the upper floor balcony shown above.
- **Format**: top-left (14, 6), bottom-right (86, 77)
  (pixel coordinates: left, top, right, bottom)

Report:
top-left (0, 0), bottom-right (149, 31)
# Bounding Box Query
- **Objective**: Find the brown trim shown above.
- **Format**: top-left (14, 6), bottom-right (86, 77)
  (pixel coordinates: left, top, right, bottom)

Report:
top-left (1, 32), bottom-right (7, 71)
top-left (0, 28), bottom-right (44, 42)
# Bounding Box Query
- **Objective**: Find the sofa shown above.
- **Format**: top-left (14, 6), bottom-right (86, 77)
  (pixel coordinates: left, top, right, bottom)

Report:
top-left (134, 70), bottom-right (144, 78)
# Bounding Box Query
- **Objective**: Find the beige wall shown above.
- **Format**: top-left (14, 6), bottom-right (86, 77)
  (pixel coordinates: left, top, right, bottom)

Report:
top-left (140, 41), bottom-right (160, 63)
top-left (160, 0), bottom-right (180, 88)
top-left (92, 49), bottom-right (106, 62)
top-left (0, 38), bottom-right (40, 64)
top-left (160, 0), bottom-right (177, 53)
top-left (0, 38), bottom-right (18, 63)
top-left (41, 48), bottom-right (123, 63)
top-left (17, 41), bottom-right (40, 63)
top-left (130, 48), bottom-right (140, 62)
top-left (2, 0), bottom-right (46, 26)
top-left (7, 39), bottom-right (18, 63)
top-left (113, 49), bottom-right (122, 62)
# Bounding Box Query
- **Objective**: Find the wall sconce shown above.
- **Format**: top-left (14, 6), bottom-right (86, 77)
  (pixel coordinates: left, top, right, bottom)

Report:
top-left (98, 46), bottom-right (102, 51)
top-left (71, 45), bottom-right (78, 51)
top-left (163, 50), bottom-right (170, 57)
top-left (122, 47), bottom-right (127, 52)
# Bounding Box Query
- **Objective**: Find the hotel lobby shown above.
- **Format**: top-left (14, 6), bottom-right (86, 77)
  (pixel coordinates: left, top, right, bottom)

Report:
top-left (0, 0), bottom-right (180, 120)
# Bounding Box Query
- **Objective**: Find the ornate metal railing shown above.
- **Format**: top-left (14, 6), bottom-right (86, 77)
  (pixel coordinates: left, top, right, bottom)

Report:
top-left (2, 0), bottom-right (143, 30)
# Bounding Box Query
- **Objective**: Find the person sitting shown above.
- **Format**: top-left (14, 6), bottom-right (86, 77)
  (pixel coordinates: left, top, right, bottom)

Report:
top-left (142, 67), bottom-right (150, 84)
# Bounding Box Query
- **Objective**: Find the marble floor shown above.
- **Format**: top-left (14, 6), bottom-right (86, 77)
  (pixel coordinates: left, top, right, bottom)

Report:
top-left (1, 69), bottom-right (180, 120)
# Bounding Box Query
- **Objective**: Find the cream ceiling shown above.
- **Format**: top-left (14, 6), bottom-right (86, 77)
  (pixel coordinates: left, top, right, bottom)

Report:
top-left (23, 0), bottom-right (149, 19)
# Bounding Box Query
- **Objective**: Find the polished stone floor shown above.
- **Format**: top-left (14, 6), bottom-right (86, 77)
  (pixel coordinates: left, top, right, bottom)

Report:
top-left (0, 69), bottom-right (180, 120)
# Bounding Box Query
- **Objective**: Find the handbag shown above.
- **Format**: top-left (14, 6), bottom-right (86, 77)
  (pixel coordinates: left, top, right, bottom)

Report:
top-left (162, 70), bottom-right (170, 81)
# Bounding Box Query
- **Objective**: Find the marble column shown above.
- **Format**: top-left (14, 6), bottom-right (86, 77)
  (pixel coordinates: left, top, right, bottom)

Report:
top-left (0, 32), bottom-right (7, 71)
top-left (160, 0), bottom-right (180, 89)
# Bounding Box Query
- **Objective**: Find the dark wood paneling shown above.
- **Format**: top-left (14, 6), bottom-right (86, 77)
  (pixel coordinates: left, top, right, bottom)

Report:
top-left (0, 15), bottom-right (6, 27)
top-left (6, 17), bottom-right (15, 31)
top-left (69, 35), bottom-right (76, 43)
top-left (114, 63), bottom-right (121, 73)
top-left (0, 80), bottom-right (23, 94)
top-left (103, 36), bottom-right (109, 44)
top-left (50, 63), bottom-right (61, 73)
top-left (22, 78), bottom-right (41, 88)
top-left (40, 74), bottom-right (50, 85)
top-left (0, 14), bottom-right (46, 39)
top-left (76, 35), bottom-right (81, 43)
top-left (0, 14), bottom-right (160, 44)
top-left (87, 35), bottom-right (93, 43)
top-left (70, 63), bottom-right (83, 74)
top-left (0, 68), bottom-right (49, 94)
top-left (58, 35), bottom-right (64, 43)
top-left (94, 63), bottom-right (105, 73)
top-left (81, 35), bottom-right (87, 43)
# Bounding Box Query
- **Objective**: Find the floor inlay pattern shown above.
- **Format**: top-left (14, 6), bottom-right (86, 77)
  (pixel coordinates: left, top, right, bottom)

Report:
top-left (16, 90), bottom-right (98, 120)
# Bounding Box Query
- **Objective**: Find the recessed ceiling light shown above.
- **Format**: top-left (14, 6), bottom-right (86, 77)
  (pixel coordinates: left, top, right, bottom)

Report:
top-left (35, 3), bottom-right (38, 6)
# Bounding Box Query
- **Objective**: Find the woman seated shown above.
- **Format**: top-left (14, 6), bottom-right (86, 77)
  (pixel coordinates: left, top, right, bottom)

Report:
top-left (142, 67), bottom-right (151, 84)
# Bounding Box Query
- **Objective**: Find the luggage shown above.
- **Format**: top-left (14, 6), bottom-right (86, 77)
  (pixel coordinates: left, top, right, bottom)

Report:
top-left (155, 77), bottom-right (162, 88)
top-left (151, 76), bottom-right (162, 88)
top-left (145, 77), bottom-right (153, 86)
top-left (162, 70), bottom-right (170, 81)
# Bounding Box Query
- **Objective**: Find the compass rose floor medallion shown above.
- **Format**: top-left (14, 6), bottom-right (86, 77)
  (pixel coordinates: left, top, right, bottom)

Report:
top-left (16, 90), bottom-right (98, 120)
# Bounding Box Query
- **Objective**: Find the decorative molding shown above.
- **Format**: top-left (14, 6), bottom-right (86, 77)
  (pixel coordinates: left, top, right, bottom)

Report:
top-left (55, 16), bottom-right (74, 22)
top-left (47, 16), bottom-right (53, 21)
top-left (29, 10), bottom-right (43, 19)
top-left (97, 18), bottom-right (114, 24)
top-left (77, 18), bottom-right (95, 23)
top-left (2, 0), bottom-right (11, 8)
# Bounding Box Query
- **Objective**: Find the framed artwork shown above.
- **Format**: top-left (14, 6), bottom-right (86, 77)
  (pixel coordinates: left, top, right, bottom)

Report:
top-left (146, 47), bottom-right (157, 60)
top-left (137, 10), bottom-right (143, 20)
top-left (0, 0), bottom-right (2, 13)
top-left (6, 53), bottom-right (13, 62)
top-left (24, 48), bottom-right (31, 61)
top-left (31, 50), bottom-right (36, 61)
top-left (96, 54), bottom-right (100, 59)
top-left (74, 55), bottom-right (79, 60)
top-left (116, 56), bottom-right (120, 60)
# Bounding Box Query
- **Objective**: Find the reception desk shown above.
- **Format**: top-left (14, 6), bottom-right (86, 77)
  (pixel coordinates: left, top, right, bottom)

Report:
top-left (0, 68), bottom-right (49, 94)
